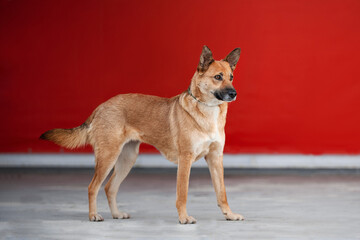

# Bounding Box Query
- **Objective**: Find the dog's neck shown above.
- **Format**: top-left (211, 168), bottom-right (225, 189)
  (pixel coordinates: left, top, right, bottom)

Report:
top-left (187, 87), bottom-right (216, 107)
top-left (179, 89), bottom-right (228, 133)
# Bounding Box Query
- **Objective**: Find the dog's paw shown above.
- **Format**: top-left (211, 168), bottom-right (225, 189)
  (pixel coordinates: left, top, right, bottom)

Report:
top-left (112, 211), bottom-right (130, 219)
top-left (89, 213), bottom-right (104, 222)
top-left (225, 212), bottom-right (245, 221)
top-left (178, 215), bottom-right (197, 224)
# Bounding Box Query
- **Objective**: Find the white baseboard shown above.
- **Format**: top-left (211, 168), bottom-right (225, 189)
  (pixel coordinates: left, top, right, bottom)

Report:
top-left (0, 153), bottom-right (359, 169)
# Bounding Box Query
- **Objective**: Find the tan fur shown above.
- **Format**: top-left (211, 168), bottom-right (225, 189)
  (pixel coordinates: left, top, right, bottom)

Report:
top-left (40, 46), bottom-right (244, 224)
top-left (39, 125), bottom-right (88, 149)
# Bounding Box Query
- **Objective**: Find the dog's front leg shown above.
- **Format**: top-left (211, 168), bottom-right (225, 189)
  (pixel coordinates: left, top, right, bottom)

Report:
top-left (176, 154), bottom-right (196, 224)
top-left (205, 151), bottom-right (245, 221)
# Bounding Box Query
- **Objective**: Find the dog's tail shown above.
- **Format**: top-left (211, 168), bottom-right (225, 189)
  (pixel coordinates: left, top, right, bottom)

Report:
top-left (39, 123), bottom-right (89, 149)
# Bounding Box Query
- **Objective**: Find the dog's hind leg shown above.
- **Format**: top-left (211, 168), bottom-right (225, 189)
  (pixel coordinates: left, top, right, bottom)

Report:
top-left (105, 140), bottom-right (140, 219)
top-left (88, 137), bottom-right (126, 222)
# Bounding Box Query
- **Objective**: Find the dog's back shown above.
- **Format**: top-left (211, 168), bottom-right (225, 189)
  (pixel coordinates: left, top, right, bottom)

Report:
top-left (41, 93), bottom-right (175, 148)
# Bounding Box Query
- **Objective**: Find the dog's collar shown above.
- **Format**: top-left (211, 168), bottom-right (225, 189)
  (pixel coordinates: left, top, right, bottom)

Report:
top-left (187, 87), bottom-right (216, 107)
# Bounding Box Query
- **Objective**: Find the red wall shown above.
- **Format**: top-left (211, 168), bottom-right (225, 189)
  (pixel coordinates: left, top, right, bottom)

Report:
top-left (1, 0), bottom-right (360, 154)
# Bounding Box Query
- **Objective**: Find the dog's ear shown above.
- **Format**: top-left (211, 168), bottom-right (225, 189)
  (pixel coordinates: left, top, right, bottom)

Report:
top-left (224, 48), bottom-right (241, 71)
top-left (197, 45), bottom-right (214, 74)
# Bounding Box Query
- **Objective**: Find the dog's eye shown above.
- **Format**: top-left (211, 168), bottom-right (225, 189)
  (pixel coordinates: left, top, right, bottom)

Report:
top-left (214, 75), bottom-right (222, 81)
top-left (230, 74), bottom-right (233, 81)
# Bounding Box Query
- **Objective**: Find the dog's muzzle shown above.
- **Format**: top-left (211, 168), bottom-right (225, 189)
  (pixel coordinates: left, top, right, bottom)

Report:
top-left (214, 88), bottom-right (237, 102)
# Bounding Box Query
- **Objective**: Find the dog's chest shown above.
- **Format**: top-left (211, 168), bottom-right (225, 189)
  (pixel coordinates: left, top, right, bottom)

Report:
top-left (193, 128), bottom-right (221, 156)
top-left (203, 106), bottom-right (222, 141)
top-left (192, 109), bottom-right (223, 161)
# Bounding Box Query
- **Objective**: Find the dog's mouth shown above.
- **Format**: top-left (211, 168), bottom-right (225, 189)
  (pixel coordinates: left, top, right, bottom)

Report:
top-left (213, 88), bottom-right (237, 102)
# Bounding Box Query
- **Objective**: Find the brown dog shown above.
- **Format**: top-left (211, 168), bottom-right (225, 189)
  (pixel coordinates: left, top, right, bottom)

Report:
top-left (40, 46), bottom-right (244, 224)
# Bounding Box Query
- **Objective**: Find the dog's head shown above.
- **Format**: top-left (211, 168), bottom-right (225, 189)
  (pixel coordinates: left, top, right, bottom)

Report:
top-left (190, 46), bottom-right (241, 106)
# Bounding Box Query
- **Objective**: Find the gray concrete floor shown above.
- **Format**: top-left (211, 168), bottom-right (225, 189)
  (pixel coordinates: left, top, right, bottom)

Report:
top-left (0, 168), bottom-right (359, 240)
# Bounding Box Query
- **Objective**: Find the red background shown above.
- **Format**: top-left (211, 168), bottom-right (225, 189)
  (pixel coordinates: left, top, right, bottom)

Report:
top-left (1, 0), bottom-right (360, 154)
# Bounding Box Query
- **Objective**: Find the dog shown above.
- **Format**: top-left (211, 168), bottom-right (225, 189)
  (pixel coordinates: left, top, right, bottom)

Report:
top-left (40, 45), bottom-right (244, 224)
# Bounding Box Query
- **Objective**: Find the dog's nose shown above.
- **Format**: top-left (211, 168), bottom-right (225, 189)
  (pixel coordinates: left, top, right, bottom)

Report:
top-left (227, 89), bottom-right (237, 99)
